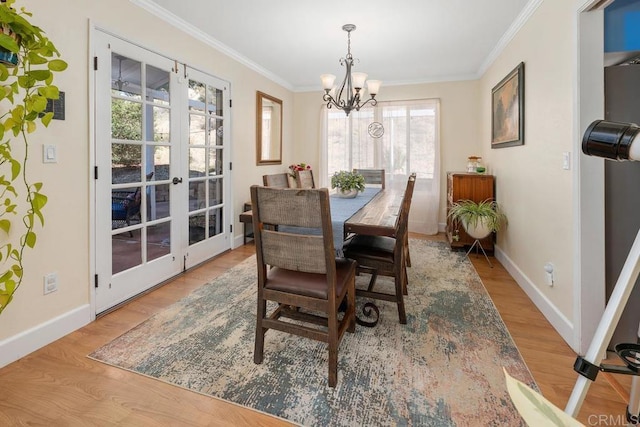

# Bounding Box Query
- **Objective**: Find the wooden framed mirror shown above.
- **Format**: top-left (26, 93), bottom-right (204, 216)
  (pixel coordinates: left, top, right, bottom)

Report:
top-left (256, 91), bottom-right (283, 165)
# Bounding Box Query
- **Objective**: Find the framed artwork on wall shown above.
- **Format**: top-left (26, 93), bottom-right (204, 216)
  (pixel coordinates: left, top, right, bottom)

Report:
top-left (491, 62), bottom-right (524, 148)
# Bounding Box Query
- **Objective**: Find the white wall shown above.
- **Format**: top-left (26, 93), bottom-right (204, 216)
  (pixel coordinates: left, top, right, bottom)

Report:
top-left (480, 0), bottom-right (592, 347)
top-left (0, 0), bottom-right (294, 355)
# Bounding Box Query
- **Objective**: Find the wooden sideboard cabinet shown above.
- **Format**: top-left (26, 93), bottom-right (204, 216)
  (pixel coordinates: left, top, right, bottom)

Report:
top-left (446, 172), bottom-right (495, 251)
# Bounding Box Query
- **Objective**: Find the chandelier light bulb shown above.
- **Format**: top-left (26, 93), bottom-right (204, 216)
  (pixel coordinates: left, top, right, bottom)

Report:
top-left (366, 80), bottom-right (381, 96)
top-left (351, 72), bottom-right (367, 90)
top-left (320, 74), bottom-right (336, 91)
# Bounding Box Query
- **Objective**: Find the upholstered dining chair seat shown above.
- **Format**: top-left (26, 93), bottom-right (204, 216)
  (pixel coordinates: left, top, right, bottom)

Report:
top-left (265, 259), bottom-right (355, 299)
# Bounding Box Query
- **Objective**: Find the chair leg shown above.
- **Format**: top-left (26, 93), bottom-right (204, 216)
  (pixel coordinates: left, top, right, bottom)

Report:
top-left (327, 308), bottom-right (338, 387)
top-left (395, 273), bottom-right (407, 325)
top-left (347, 277), bottom-right (356, 333)
top-left (405, 234), bottom-right (411, 267)
top-left (254, 299), bottom-right (266, 364)
top-left (402, 266), bottom-right (409, 295)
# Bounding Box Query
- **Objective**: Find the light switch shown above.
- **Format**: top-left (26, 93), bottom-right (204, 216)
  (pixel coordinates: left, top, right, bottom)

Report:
top-left (562, 151), bottom-right (570, 170)
top-left (43, 144), bottom-right (57, 163)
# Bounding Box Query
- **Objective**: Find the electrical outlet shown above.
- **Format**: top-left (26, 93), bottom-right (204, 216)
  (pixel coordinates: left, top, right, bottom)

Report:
top-left (43, 273), bottom-right (58, 295)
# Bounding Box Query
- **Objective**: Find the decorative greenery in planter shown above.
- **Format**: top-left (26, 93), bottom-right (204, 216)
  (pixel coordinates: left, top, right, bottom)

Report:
top-left (447, 199), bottom-right (507, 239)
top-left (0, 0), bottom-right (67, 315)
top-left (330, 170), bottom-right (366, 197)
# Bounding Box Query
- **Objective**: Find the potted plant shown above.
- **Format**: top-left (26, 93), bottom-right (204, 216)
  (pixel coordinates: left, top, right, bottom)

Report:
top-left (331, 170), bottom-right (366, 198)
top-left (447, 199), bottom-right (507, 239)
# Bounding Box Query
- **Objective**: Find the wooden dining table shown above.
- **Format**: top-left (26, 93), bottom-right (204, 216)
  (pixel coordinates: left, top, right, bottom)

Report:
top-left (240, 186), bottom-right (403, 250)
top-left (343, 187), bottom-right (403, 239)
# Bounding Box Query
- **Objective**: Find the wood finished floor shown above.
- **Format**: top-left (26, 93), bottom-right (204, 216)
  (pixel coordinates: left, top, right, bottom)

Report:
top-left (0, 234), bottom-right (629, 426)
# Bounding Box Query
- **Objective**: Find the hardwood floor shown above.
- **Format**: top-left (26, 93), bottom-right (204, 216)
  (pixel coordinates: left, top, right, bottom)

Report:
top-left (0, 234), bottom-right (629, 426)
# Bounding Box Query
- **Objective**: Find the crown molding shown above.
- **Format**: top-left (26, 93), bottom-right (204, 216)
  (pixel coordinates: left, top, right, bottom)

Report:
top-left (129, 0), bottom-right (294, 91)
top-left (477, 0), bottom-right (543, 76)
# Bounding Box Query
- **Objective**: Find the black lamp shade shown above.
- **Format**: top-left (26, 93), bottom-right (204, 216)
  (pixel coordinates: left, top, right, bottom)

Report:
top-left (582, 120), bottom-right (640, 161)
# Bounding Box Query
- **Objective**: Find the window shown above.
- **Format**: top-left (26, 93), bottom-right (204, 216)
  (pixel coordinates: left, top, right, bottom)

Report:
top-left (323, 99), bottom-right (441, 234)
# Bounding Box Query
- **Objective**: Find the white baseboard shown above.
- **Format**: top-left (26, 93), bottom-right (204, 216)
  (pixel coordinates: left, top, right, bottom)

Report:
top-left (494, 245), bottom-right (575, 349)
top-left (0, 304), bottom-right (92, 368)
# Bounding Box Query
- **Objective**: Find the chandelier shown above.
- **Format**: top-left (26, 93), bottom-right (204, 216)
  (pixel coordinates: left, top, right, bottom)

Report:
top-left (320, 24), bottom-right (381, 117)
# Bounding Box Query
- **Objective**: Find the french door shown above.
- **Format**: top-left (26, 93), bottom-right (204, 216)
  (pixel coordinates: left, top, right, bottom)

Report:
top-left (94, 32), bottom-right (231, 313)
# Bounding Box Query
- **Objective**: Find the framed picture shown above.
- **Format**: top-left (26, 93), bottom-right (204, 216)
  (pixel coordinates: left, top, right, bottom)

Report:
top-left (491, 62), bottom-right (524, 148)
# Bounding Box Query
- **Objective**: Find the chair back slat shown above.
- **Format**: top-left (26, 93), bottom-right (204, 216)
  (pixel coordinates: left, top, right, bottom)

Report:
top-left (353, 169), bottom-right (385, 188)
top-left (261, 230), bottom-right (327, 273)
top-left (262, 173), bottom-right (290, 188)
top-left (395, 173), bottom-right (417, 244)
top-left (295, 169), bottom-right (315, 188)
top-left (254, 187), bottom-right (324, 228)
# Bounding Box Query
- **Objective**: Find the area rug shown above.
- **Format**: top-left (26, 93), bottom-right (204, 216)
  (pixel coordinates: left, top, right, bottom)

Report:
top-left (89, 240), bottom-right (535, 426)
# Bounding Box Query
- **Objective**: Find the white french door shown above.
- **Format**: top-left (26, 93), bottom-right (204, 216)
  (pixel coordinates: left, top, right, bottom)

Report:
top-left (94, 32), bottom-right (231, 313)
top-left (182, 67), bottom-right (231, 268)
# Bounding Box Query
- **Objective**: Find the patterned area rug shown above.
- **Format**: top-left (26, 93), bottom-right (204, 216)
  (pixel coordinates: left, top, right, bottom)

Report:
top-left (89, 240), bottom-right (535, 426)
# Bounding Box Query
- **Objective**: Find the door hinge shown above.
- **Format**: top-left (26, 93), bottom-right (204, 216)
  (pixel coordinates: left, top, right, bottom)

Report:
top-left (230, 224), bottom-right (233, 233)
top-left (94, 166), bottom-right (98, 180)
top-left (183, 255), bottom-right (187, 272)
top-left (94, 274), bottom-right (98, 288)
top-left (229, 99), bottom-right (232, 108)
top-left (94, 56), bottom-right (98, 71)
top-left (229, 162), bottom-right (232, 171)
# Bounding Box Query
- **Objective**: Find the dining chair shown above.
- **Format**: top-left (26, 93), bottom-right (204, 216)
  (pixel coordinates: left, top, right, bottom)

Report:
top-left (250, 186), bottom-right (356, 387)
top-left (295, 169), bottom-right (315, 188)
top-left (262, 173), bottom-right (290, 188)
top-left (353, 168), bottom-right (385, 189)
top-left (343, 173), bottom-right (416, 324)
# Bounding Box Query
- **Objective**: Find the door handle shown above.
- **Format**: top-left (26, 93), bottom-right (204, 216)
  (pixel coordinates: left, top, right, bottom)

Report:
top-left (172, 177), bottom-right (183, 185)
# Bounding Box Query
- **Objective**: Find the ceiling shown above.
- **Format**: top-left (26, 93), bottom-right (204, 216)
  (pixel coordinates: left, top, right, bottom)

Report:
top-left (139, 0), bottom-right (535, 91)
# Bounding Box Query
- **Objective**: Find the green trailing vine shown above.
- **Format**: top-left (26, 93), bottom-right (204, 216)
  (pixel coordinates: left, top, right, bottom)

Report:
top-left (0, 0), bottom-right (67, 315)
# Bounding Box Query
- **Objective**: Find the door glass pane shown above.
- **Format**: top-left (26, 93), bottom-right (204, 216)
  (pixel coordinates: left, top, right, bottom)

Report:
top-left (189, 147), bottom-right (206, 176)
top-left (189, 213), bottom-right (206, 244)
top-left (210, 118), bottom-right (223, 146)
top-left (208, 86), bottom-right (223, 116)
top-left (209, 148), bottom-right (223, 175)
top-left (189, 114), bottom-right (205, 145)
top-left (189, 180), bottom-right (206, 212)
top-left (111, 186), bottom-right (141, 230)
top-left (152, 146), bottom-right (170, 180)
top-left (112, 99), bottom-right (142, 140)
top-left (111, 54), bottom-right (141, 99)
top-left (188, 81), bottom-right (206, 113)
top-left (149, 106), bottom-right (170, 142)
top-left (147, 221), bottom-right (171, 262)
top-left (112, 145), bottom-right (142, 184)
top-left (112, 229), bottom-right (142, 274)
top-left (208, 207), bottom-right (223, 237)
top-left (209, 178), bottom-right (222, 206)
top-left (149, 183), bottom-right (170, 220)
top-left (146, 65), bottom-right (170, 105)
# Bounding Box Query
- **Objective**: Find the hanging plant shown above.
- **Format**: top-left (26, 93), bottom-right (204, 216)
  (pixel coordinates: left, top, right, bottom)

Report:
top-left (0, 0), bottom-right (68, 315)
